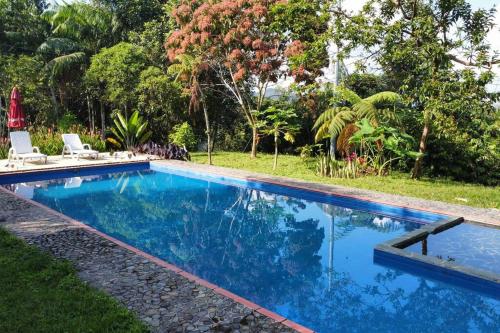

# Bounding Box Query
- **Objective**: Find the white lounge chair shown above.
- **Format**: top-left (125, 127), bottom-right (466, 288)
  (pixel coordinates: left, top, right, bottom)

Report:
top-left (8, 131), bottom-right (47, 165)
top-left (61, 134), bottom-right (99, 160)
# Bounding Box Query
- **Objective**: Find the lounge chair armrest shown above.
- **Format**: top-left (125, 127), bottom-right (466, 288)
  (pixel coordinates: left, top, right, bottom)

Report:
top-left (83, 143), bottom-right (92, 150)
top-left (33, 147), bottom-right (41, 154)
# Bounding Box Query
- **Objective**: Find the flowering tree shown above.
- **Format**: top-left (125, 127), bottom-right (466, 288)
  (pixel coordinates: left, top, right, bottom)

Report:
top-left (166, 0), bottom-right (328, 158)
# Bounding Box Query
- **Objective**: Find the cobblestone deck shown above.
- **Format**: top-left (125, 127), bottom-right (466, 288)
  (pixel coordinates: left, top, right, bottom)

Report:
top-left (0, 188), bottom-right (299, 333)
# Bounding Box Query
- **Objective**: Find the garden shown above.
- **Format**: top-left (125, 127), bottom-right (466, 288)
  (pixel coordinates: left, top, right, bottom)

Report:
top-left (1, 1), bottom-right (499, 331)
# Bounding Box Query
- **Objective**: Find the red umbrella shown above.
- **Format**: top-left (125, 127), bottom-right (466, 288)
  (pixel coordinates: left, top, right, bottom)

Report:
top-left (7, 86), bottom-right (26, 129)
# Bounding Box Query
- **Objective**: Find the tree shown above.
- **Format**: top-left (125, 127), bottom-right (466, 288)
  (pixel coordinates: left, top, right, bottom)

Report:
top-left (313, 86), bottom-right (401, 157)
top-left (0, 0), bottom-right (48, 55)
top-left (136, 66), bottom-right (185, 143)
top-left (166, 0), bottom-right (329, 158)
top-left (259, 106), bottom-right (300, 170)
top-left (333, 0), bottom-right (499, 179)
top-left (85, 42), bottom-right (148, 136)
top-left (37, 2), bottom-right (119, 122)
top-left (168, 54), bottom-right (214, 164)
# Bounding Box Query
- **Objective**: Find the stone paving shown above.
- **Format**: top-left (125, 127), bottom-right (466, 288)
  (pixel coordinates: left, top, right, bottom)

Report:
top-left (0, 189), bottom-right (296, 333)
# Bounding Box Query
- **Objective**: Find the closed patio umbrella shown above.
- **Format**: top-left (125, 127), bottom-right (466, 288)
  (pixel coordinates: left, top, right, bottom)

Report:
top-left (7, 86), bottom-right (26, 129)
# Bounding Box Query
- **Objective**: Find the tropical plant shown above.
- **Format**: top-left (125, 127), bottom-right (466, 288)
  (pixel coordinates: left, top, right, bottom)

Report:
top-left (259, 106), bottom-right (300, 170)
top-left (107, 110), bottom-right (152, 150)
top-left (168, 54), bottom-right (212, 164)
top-left (313, 86), bottom-right (401, 156)
top-left (168, 122), bottom-right (197, 151)
top-left (349, 119), bottom-right (420, 176)
top-left (317, 152), bottom-right (358, 179)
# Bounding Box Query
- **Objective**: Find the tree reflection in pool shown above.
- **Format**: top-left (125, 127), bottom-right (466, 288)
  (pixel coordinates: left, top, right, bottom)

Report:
top-left (15, 170), bottom-right (499, 333)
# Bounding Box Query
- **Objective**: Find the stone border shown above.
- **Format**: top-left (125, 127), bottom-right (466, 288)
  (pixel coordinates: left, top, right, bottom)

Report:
top-left (374, 216), bottom-right (500, 295)
top-left (0, 184), bottom-right (313, 333)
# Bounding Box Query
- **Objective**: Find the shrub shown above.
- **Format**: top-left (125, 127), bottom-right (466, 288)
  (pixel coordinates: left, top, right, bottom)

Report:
top-left (0, 137), bottom-right (9, 159)
top-left (57, 113), bottom-right (79, 132)
top-left (169, 122), bottom-right (197, 151)
top-left (30, 127), bottom-right (106, 156)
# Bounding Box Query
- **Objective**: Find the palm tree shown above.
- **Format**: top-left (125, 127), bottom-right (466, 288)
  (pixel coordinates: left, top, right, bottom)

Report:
top-left (168, 54), bottom-right (213, 164)
top-left (38, 2), bottom-right (118, 122)
top-left (313, 86), bottom-right (401, 156)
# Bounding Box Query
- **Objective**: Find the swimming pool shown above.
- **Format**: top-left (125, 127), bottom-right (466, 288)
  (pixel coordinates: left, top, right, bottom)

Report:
top-left (2, 163), bottom-right (499, 332)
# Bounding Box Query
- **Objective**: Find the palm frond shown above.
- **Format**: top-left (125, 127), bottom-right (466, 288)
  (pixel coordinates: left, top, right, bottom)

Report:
top-left (47, 52), bottom-right (86, 77)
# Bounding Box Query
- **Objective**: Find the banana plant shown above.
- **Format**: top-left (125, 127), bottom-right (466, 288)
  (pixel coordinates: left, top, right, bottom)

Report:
top-left (107, 110), bottom-right (152, 150)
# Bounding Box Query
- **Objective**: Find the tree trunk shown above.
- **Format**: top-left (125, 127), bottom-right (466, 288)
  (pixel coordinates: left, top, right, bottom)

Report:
top-left (412, 119), bottom-right (430, 179)
top-left (49, 85), bottom-right (59, 121)
top-left (100, 100), bottom-right (105, 140)
top-left (329, 135), bottom-right (337, 157)
top-left (250, 125), bottom-right (258, 158)
top-left (273, 133), bottom-right (278, 170)
top-left (200, 90), bottom-right (212, 165)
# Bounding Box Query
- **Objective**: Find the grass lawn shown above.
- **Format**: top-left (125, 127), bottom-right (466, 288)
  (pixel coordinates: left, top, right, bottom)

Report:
top-left (0, 228), bottom-right (148, 333)
top-left (191, 152), bottom-right (500, 209)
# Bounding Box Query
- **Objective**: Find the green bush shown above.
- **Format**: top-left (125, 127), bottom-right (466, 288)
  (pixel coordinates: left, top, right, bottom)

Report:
top-left (30, 127), bottom-right (107, 156)
top-left (0, 138), bottom-right (9, 159)
top-left (57, 113), bottom-right (79, 132)
top-left (169, 122), bottom-right (197, 151)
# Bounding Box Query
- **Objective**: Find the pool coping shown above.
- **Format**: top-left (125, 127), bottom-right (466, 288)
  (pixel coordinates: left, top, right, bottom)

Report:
top-left (0, 184), bottom-right (314, 333)
top-left (374, 216), bottom-right (500, 295)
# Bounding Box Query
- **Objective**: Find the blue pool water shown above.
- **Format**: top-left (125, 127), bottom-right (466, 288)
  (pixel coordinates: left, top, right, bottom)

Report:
top-left (4, 166), bottom-right (500, 332)
top-left (405, 223), bottom-right (500, 275)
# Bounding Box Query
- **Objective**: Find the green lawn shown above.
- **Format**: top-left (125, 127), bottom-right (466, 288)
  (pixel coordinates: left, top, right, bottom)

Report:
top-left (0, 228), bottom-right (148, 333)
top-left (191, 152), bottom-right (500, 209)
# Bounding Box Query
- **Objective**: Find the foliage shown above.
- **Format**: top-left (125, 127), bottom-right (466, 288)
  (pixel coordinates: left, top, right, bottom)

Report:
top-left (57, 112), bottom-right (79, 132)
top-left (108, 110), bottom-right (152, 150)
top-left (0, 55), bottom-right (52, 126)
top-left (136, 66), bottom-right (186, 143)
top-left (85, 42), bottom-right (148, 110)
top-left (258, 106), bottom-right (300, 170)
top-left (0, 137), bottom-right (9, 159)
top-left (168, 122), bottom-right (197, 151)
top-left (0, 228), bottom-right (148, 333)
top-left (313, 86), bottom-right (401, 156)
top-left (296, 144), bottom-right (322, 160)
top-left (166, 0), bottom-right (329, 157)
top-left (333, 0), bottom-right (499, 179)
top-left (30, 127), bottom-right (106, 155)
top-left (317, 152), bottom-right (358, 179)
top-left (168, 53), bottom-right (213, 163)
top-left (133, 141), bottom-right (191, 161)
top-left (0, 0), bottom-right (48, 55)
top-left (349, 119), bottom-right (420, 176)
top-left (191, 152), bottom-right (500, 209)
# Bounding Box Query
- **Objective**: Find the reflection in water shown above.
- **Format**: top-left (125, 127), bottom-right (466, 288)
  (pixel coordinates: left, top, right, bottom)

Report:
top-left (12, 170), bottom-right (500, 333)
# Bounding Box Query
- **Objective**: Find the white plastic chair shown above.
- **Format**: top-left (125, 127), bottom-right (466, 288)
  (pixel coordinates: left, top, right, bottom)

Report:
top-left (8, 131), bottom-right (47, 165)
top-left (61, 134), bottom-right (99, 160)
